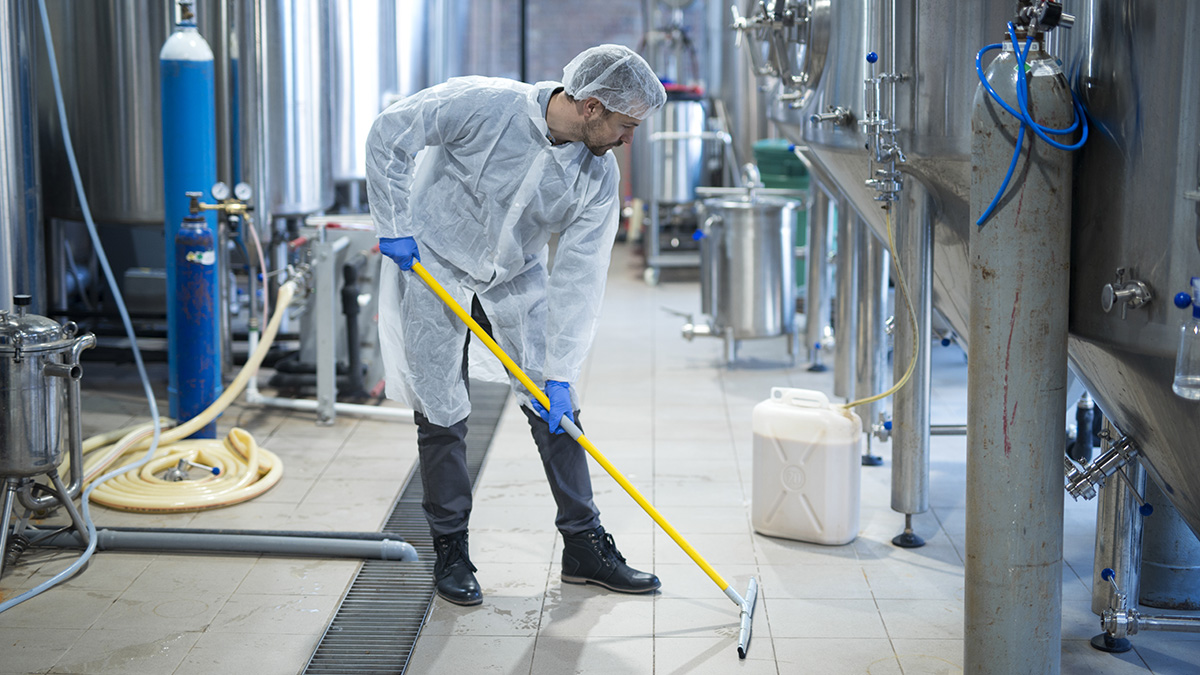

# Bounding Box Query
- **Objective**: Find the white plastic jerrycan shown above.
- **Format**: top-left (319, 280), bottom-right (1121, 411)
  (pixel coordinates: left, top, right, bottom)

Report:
top-left (752, 387), bottom-right (863, 545)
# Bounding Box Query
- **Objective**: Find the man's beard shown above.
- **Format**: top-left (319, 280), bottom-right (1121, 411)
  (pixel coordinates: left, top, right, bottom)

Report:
top-left (581, 117), bottom-right (620, 156)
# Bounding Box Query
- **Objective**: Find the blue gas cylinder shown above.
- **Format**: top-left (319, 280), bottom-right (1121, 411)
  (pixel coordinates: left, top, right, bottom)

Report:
top-left (161, 8), bottom-right (219, 427)
top-left (174, 209), bottom-right (220, 438)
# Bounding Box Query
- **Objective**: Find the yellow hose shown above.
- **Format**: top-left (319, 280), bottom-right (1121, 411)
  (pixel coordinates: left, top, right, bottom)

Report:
top-left (61, 280), bottom-right (299, 512)
top-left (843, 206), bottom-right (920, 410)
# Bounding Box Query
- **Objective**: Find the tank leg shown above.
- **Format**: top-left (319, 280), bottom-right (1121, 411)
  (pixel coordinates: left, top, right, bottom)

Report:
top-left (0, 478), bottom-right (18, 579)
top-left (724, 328), bottom-right (737, 364)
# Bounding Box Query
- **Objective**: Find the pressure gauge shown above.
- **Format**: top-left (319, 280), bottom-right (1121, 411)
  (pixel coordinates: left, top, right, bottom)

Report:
top-left (234, 182), bottom-right (253, 202)
top-left (210, 181), bottom-right (231, 201)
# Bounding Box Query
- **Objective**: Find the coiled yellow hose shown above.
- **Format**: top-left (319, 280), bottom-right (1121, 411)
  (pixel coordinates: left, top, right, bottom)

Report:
top-left (60, 280), bottom-right (298, 512)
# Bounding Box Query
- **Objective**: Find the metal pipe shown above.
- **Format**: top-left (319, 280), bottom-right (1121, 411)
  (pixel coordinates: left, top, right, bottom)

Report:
top-left (890, 182), bottom-right (932, 521)
top-left (1134, 614), bottom-right (1200, 634)
top-left (31, 528), bottom-right (418, 561)
top-left (48, 470), bottom-right (89, 547)
top-left (965, 37), bottom-right (1074, 673)
top-left (833, 198), bottom-right (857, 399)
top-left (315, 235), bottom-right (337, 425)
top-left (930, 424), bottom-right (967, 436)
top-left (26, 525), bottom-right (398, 540)
top-left (1091, 431), bottom-right (1146, 616)
top-left (805, 181), bottom-right (832, 370)
top-left (244, 329), bottom-right (414, 422)
top-left (0, 478), bottom-right (17, 579)
top-left (853, 219), bottom-right (888, 431)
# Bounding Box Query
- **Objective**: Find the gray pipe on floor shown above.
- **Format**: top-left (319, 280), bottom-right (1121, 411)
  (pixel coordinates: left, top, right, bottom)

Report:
top-left (30, 528), bottom-right (418, 561)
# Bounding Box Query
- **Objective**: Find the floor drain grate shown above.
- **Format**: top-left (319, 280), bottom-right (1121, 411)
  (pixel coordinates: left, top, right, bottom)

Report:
top-left (303, 381), bottom-right (508, 674)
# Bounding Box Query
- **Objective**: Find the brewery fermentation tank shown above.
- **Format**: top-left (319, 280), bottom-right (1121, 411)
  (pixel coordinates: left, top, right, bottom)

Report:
top-left (1058, 0), bottom-right (1200, 540)
top-left (772, 0), bottom-right (1010, 346)
top-left (36, 0), bottom-right (234, 226)
top-left (329, 0), bottom-right (428, 195)
top-left (0, 0), bottom-right (43, 312)
top-left (693, 188), bottom-right (803, 361)
top-left (759, 0), bottom-right (1200, 540)
top-left (237, 0), bottom-right (335, 223)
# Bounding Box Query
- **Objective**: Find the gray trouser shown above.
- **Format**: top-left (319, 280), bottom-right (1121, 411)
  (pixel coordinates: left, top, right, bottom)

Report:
top-left (415, 296), bottom-right (601, 538)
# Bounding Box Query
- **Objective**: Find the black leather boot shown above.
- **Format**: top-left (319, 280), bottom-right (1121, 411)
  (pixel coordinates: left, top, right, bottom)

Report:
top-left (433, 531), bottom-right (482, 606)
top-left (561, 526), bottom-right (660, 593)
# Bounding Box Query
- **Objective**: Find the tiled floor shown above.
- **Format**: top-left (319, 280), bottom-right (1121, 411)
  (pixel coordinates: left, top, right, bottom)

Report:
top-left (2, 243), bottom-right (1199, 674)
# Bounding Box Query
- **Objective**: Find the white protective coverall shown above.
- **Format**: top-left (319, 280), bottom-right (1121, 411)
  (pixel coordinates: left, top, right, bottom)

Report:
top-left (366, 76), bottom-right (620, 427)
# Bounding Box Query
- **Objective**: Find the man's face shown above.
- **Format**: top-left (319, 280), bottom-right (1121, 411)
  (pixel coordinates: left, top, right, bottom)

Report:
top-left (580, 106), bottom-right (641, 157)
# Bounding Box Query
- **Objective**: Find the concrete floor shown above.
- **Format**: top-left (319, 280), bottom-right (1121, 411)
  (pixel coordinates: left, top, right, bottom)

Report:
top-left (2, 243), bottom-right (1198, 674)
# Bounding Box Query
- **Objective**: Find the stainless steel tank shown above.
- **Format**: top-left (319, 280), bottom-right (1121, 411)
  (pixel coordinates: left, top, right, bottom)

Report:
top-left (329, 0), bottom-right (427, 186)
top-left (653, 96), bottom-right (708, 204)
top-left (36, 0), bottom-right (171, 224)
top-left (767, 0), bottom-right (1011, 346)
top-left (1, 0), bottom-right (44, 312)
top-left (1057, 0), bottom-right (1200, 540)
top-left (36, 1), bottom-right (234, 226)
top-left (237, 0), bottom-right (334, 221)
top-left (697, 190), bottom-right (801, 345)
top-left (0, 297), bottom-right (91, 477)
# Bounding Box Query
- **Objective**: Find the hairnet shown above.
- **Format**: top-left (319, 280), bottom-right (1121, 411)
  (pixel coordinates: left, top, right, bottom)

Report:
top-left (562, 45), bottom-right (666, 120)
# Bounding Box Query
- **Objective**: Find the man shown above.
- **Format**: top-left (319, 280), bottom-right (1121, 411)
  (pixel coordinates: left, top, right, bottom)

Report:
top-left (366, 45), bottom-right (666, 606)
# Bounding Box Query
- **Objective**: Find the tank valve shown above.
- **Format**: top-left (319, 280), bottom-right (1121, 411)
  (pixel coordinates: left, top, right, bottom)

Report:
top-left (1101, 267), bottom-right (1153, 319)
top-left (1018, 0), bottom-right (1075, 32)
top-left (871, 414), bottom-right (892, 442)
top-left (810, 106), bottom-right (854, 126)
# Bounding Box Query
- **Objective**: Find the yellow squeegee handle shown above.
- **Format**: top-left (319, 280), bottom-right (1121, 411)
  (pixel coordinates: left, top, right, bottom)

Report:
top-left (411, 261), bottom-right (734, 598)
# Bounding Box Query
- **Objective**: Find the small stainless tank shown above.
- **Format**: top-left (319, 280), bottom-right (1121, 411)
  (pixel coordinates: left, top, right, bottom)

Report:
top-left (695, 189), bottom-right (803, 360)
top-left (653, 96), bottom-right (708, 204)
top-left (0, 296), bottom-right (93, 477)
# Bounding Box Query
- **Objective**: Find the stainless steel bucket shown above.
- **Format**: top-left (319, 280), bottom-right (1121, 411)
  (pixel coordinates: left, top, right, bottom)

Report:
top-left (698, 191), bottom-right (803, 344)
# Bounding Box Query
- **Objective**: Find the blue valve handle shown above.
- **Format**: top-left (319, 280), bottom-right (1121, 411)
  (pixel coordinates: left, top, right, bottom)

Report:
top-left (1101, 568), bottom-right (1116, 582)
top-left (866, 51), bottom-right (878, 64)
top-left (1140, 503), bottom-right (1154, 517)
top-left (883, 420), bottom-right (893, 431)
top-left (1176, 292), bottom-right (1194, 309)
top-left (185, 459), bottom-right (220, 476)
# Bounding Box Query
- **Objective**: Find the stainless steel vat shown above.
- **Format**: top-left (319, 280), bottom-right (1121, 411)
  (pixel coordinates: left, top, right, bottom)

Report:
top-left (1, 0), bottom-right (44, 312)
top-left (653, 97), bottom-right (708, 204)
top-left (697, 191), bottom-right (801, 345)
top-left (237, 0), bottom-right (334, 221)
top-left (1058, 0), bottom-right (1200, 540)
top-left (0, 299), bottom-right (84, 477)
top-left (329, 0), bottom-right (427, 185)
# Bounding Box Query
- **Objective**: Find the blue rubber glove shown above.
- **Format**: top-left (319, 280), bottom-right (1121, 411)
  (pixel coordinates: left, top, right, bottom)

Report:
top-left (532, 380), bottom-right (574, 435)
top-left (379, 236), bottom-right (420, 271)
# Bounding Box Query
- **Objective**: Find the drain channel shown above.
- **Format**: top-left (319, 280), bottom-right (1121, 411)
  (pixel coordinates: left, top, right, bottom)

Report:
top-left (303, 381), bottom-right (509, 674)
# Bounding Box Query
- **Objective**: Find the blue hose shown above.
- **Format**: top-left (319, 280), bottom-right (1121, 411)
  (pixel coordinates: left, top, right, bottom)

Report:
top-left (1, 0), bottom-right (165, 614)
top-left (975, 23), bottom-right (1089, 226)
